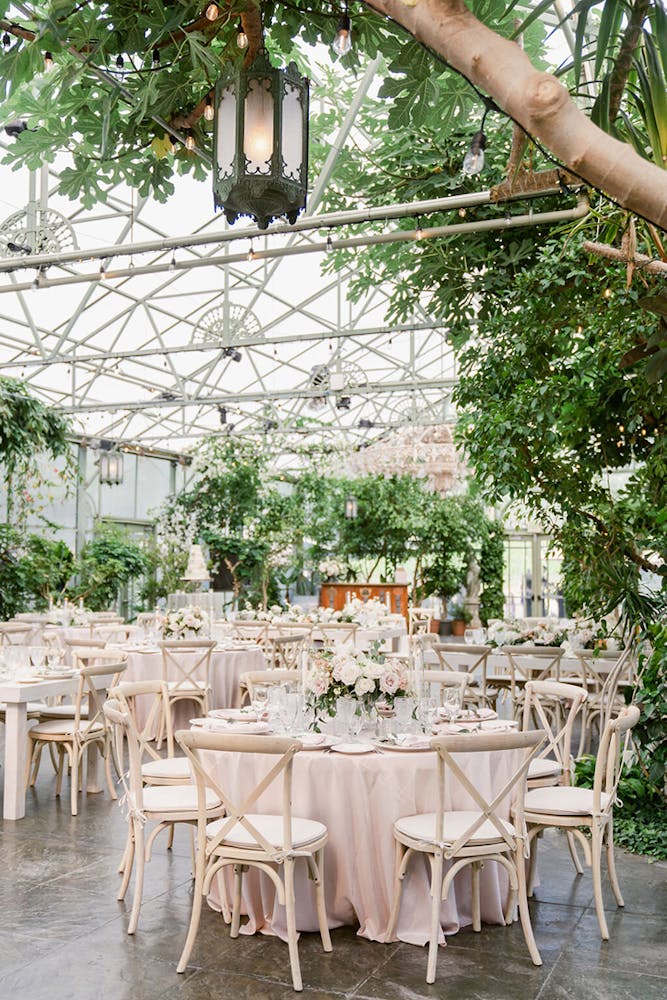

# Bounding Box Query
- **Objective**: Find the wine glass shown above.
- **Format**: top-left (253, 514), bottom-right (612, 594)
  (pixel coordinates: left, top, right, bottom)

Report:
top-left (46, 646), bottom-right (65, 672)
top-left (442, 688), bottom-right (461, 722)
top-left (29, 646), bottom-right (48, 671)
top-left (281, 692), bottom-right (301, 734)
top-left (251, 684), bottom-right (269, 720)
top-left (464, 628), bottom-right (475, 645)
top-left (335, 696), bottom-right (356, 737)
top-left (417, 697), bottom-right (438, 733)
top-left (394, 696), bottom-right (416, 733)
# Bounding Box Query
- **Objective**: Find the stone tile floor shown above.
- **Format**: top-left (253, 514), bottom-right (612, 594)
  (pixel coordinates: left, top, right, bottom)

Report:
top-left (1, 758), bottom-right (666, 1000)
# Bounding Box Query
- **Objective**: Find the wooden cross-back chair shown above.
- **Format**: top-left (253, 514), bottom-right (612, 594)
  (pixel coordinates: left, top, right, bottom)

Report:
top-left (421, 669), bottom-right (469, 711)
top-left (574, 647), bottom-right (634, 755)
top-left (316, 622), bottom-right (357, 649)
top-left (525, 705), bottom-right (640, 940)
top-left (103, 698), bottom-right (223, 935)
top-left (176, 729), bottom-right (331, 991)
top-left (157, 639), bottom-right (215, 744)
top-left (27, 659), bottom-right (127, 815)
top-left (239, 669), bottom-right (299, 707)
top-left (231, 621), bottom-right (271, 649)
top-left (111, 679), bottom-right (192, 787)
top-left (267, 633), bottom-right (307, 671)
top-left (408, 607), bottom-right (433, 636)
top-left (387, 728), bottom-right (546, 984)
top-left (499, 645), bottom-right (564, 717)
top-left (430, 643), bottom-right (493, 707)
top-left (0, 622), bottom-right (34, 646)
top-left (522, 679), bottom-right (587, 789)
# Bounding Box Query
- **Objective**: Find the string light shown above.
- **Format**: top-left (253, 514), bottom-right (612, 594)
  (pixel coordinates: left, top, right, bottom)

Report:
top-left (603, 287), bottom-right (613, 299)
top-left (99, 264), bottom-right (107, 280)
top-left (185, 130), bottom-right (196, 151)
top-left (333, 3), bottom-right (352, 57)
top-left (247, 241), bottom-right (255, 261)
top-left (415, 217), bottom-right (425, 240)
top-left (204, 95), bottom-right (214, 121)
top-left (462, 127), bottom-right (487, 176)
top-left (2, 32), bottom-right (11, 50)
top-left (169, 252), bottom-right (176, 271)
top-left (115, 53), bottom-right (124, 70)
top-left (326, 234), bottom-right (334, 253)
top-left (236, 19), bottom-right (248, 50)
top-left (152, 48), bottom-right (160, 67)
top-left (205, 3), bottom-right (220, 21)
top-left (44, 51), bottom-right (54, 70)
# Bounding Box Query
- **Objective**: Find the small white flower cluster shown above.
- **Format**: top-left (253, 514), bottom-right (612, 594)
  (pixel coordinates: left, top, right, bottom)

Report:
top-left (318, 558), bottom-right (345, 579)
top-left (341, 597), bottom-right (391, 629)
top-left (486, 615), bottom-right (622, 651)
top-left (163, 605), bottom-right (208, 639)
top-left (235, 602), bottom-right (345, 625)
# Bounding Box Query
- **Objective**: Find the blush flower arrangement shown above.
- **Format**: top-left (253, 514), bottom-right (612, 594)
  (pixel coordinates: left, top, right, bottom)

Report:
top-left (305, 645), bottom-right (411, 717)
top-left (163, 605), bottom-right (208, 639)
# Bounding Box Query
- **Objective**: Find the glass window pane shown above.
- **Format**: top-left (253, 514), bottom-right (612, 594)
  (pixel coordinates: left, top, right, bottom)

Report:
top-left (244, 77), bottom-right (273, 174)
top-left (216, 84), bottom-right (237, 178)
top-left (281, 82), bottom-right (303, 181)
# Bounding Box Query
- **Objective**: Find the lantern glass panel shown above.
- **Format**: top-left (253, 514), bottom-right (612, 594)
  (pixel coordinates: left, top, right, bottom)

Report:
top-left (216, 84), bottom-right (237, 178)
top-left (244, 77), bottom-right (273, 173)
top-left (282, 82), bottom-right (303, 181)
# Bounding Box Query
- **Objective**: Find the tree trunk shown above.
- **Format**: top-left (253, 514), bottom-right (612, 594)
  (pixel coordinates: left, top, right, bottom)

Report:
top-left (363, 0), bottom-right (667, 231)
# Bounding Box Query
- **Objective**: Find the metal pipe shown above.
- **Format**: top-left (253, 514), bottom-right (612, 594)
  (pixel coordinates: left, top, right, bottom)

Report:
top-left (0, 195), bottom-right (589, 295)
top-left (58, 376), bottom-right (458, 414)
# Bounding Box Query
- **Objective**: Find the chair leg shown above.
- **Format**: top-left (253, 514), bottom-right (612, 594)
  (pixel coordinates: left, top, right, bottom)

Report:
top-left (118, 825), bottom-right (135, 900)
top-left (127, 822), bottom-right (146, 934)
top-left (216, 869), bottom-right (232, 924)
top-left (230, 865), bottom-right (244, 938)
top-left (606, 819), bottom-right (624, 907)
top-left (167, 823), bottom-right (175, 851)
top-left (527, 830), bottom-right (539, 897)
top-left (177, 830), bottom-right (207, 973)
top-left (284, 858), bottom-right (303, 992)
top-left (386, 839), bottom-right (407, 941)
top-left (104, 741), bottom-right (117, 800)
top-left (426, 851), bottom-right (444, 985)
top-left (566, 830), bottom-right (584, 875)
top-left (516, 843), bottom-right (542, 966)
top-left (311, 850), bottom-right (332, 952)
top-left (30, 741), bottom-right (45, 787)
top-left (591, 824), bottom-right (610, 939)
top-left (471, 861), bottom-right (481, 932)
top-left (70, 746), bottom-right (80, 816)
top-left (55, 747), bottom-right (66, 797)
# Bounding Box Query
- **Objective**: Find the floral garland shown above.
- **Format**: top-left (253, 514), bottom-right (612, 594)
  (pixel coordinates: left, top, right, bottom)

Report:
top-left (305, 646), bottom-right (411, 717)
top-left (486, 615), bottom-right (623, 651)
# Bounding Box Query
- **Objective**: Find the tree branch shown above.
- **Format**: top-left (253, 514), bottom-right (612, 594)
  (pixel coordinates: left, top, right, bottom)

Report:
top-left (607, 0), bottom-right (651, 124)
top-left (362, 0), bottom-right (667, 230)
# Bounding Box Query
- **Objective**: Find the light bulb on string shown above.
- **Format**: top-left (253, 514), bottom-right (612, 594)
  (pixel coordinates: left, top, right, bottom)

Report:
top-left (2, 32), bottom-right (11, 50)
top-left (205, 3), bottom-right (220, 21)
top-left (414, 217), bottom-right (425, 240)
top-left (44, 51), bottom-right (54, 71)
top-left (169, 252), bottom-right (176, 272)
top-left (204, 95), bottom-right (214, 121)
top-left (185, 130), bottom-right (196, 151)
top-left (236, 19), bottom-right (248, 50)
top-left (333, 4), bottom-right (352, 57)
top-left (99, 264), bottom-right (107, 281)
top-left (462, 128), bottom-right (486, 176)
top-left (247, 241), bottom-right (255, 262)
top-left (326, 234), bottom-right (334, 253)
top-left (152, 48), bottom-right (160, 67)
top-left (115, 53), bottom-right (124, 70)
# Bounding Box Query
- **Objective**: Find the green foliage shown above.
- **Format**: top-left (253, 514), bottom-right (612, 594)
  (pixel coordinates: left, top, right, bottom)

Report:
top-left (0, 376), bottom-right (70, 474)
top-left (20, 535), bottom-right (74, 608)
top-left (73, 523), bottom-right (147, 611)
top-left (454, 229), bottom-right (667, 627)
top-left (575, 755), bottom-right (667, 860)
top-left (0, 523), bottom-right (28, 618)
top-left (633, 623), bottom-right (667, 791)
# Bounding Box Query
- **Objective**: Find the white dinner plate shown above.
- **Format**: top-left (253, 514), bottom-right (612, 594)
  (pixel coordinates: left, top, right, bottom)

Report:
top-left (298, 734), bottom-right (335, 750)
top-left (208, 708), bottom-right (259, 722)
top-left (480, 719), bottom-right (519, 731)
top-left (329, 741), bottom-right (375, 755)
top-left (374, 739), bottom-right (432, 752)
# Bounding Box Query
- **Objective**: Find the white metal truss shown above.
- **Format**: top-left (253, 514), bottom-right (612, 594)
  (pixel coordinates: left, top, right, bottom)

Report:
top-left (0, 17), bottom-right (581, 468)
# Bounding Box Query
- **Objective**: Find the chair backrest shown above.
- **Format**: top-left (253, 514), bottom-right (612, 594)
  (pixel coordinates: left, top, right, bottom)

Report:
top-left (317, 622), bottom-right (357, 649)
top-left (93, 624), bottom-right (136, 643)
top-left (240, 669), bottom-right (299, 702)
top-left (501, 645), bottom-right (564, 696)
top-left (429, 728), bottom-right (546, 858)
top-left (592, 704), bottom-right (640, 816)
top-left (103, 697), bottom-right (145, 812)
top-left (0, 622), bottom-right (34, 646)
top-left (408, 608), bottom-right (433, 636)
top-left (431, 644), bottom-right (491, 693)
top-left (522, 680), bottom-right (587, 785)
top-left (66, 637), bottom-right (107, 650)
top-left (422, 669), bottom-right (469, 709)
top-left (70, 646), bottom-right (127, 671)
top-left (272, 623), bottom-right (312, 639)
top-left (267, 634), bottom-right (307, 670)
top-left (577, 647), bottom-right (634, 726)
top-left (111, 679), bottom-right (175, 760)
top-left (76, 660), bottom-right (128, 740)
top-left (158, 639), bottom-right (215, 693)
top-left (232, 621), bottom-right (270, 647)
top-left (177, 729), bottom-right (301, 859)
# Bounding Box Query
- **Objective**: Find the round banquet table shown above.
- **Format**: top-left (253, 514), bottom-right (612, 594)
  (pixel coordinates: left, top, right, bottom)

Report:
top-left (122, 644), bottom-right (266, 733)
top-left (202, 742), bottom-right (521, 946)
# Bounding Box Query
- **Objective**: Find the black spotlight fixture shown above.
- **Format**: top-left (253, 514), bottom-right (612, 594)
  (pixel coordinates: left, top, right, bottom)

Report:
top-left (222, 347), bottom-right (242, 362)
top-left (336, 396), bottom-right (352, 410)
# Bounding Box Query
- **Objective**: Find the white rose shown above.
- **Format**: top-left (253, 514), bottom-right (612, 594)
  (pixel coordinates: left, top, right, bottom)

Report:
top-left (380, 671), bottom-right (400, 695)
top-left (355, 676), bottom-right (375, 697)
top-left (339, 661), bottom-right (361, 686)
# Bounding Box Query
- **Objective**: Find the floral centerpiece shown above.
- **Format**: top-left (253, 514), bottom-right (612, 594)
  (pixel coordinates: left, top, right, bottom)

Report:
top-left (305, 646), bottom-right (411, 717)
top-left (341, 596), bottom-right (392, 628)
top-left (163, 605), bottom-right (208, 639)
top-left (562, 615), bottom-right (623, 653)
top-left (486, 617), bottom-right (568, 648)
top-left (46, 602), bottom-right (92, 626)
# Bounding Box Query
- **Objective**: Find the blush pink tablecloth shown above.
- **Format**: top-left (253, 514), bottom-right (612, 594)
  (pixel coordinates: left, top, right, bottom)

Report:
top-left (123, 645), bottom-right (266, 732)
top-left (203, 744), bottom-right (521, 946)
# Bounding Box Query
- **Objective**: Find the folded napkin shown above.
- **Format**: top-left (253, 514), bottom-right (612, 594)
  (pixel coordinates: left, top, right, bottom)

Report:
top-left (190, 718), bottom-right (270, 735)
top-left (394, 733), bottom-right (432, 749)
top-left (299, 733), bottom-right (328, 748)
top-left (208, 708), bottom-right (259, 722)
top-left (480, 719), bottom-right (519, 732)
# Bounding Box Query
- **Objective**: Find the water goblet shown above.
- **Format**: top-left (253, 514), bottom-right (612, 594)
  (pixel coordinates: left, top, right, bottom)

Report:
top-left (281, 692), bottom-right (301, 734)
top-left (251, 684), bottom-right (269, 720)
top-left (29, 646), bottom-right (48, 671)
top-left (417, 697), bottom-right (438, 733)
top-left (394, 696), bottom-right (416, 733)
top-left (335, 696), bottom-right (356, 738)
top-left (46, 646), bottom-right (65, 672)
top-left (441, 688), bottom-right (461, 722)
top-left (464, 628), bottom-right (475, 645)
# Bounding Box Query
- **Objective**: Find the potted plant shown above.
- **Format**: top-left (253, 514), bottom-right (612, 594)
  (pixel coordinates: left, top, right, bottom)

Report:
top-left (449, 602), bottom-right (472, 636)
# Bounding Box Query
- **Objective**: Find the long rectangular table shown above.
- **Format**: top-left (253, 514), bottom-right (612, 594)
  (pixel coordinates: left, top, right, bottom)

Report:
top-left (0, 674), bottom-right (107, 821)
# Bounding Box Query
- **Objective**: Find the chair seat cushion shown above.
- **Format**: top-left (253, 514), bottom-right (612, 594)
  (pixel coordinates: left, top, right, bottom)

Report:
top-left (142, 785), bottom-right (220, 813)
top-left (29, 719), bottom-right (103, 737)
top-left (206, 814), bottom-right (327, 850)
top-left (141, 757), bottom-right (192, 781)
top-left (528, 758), bottom-right (563, 780)
top-left (394, 810), bottom-right (515, 847)
top-left (525, 786), bottom-right (612, 816)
